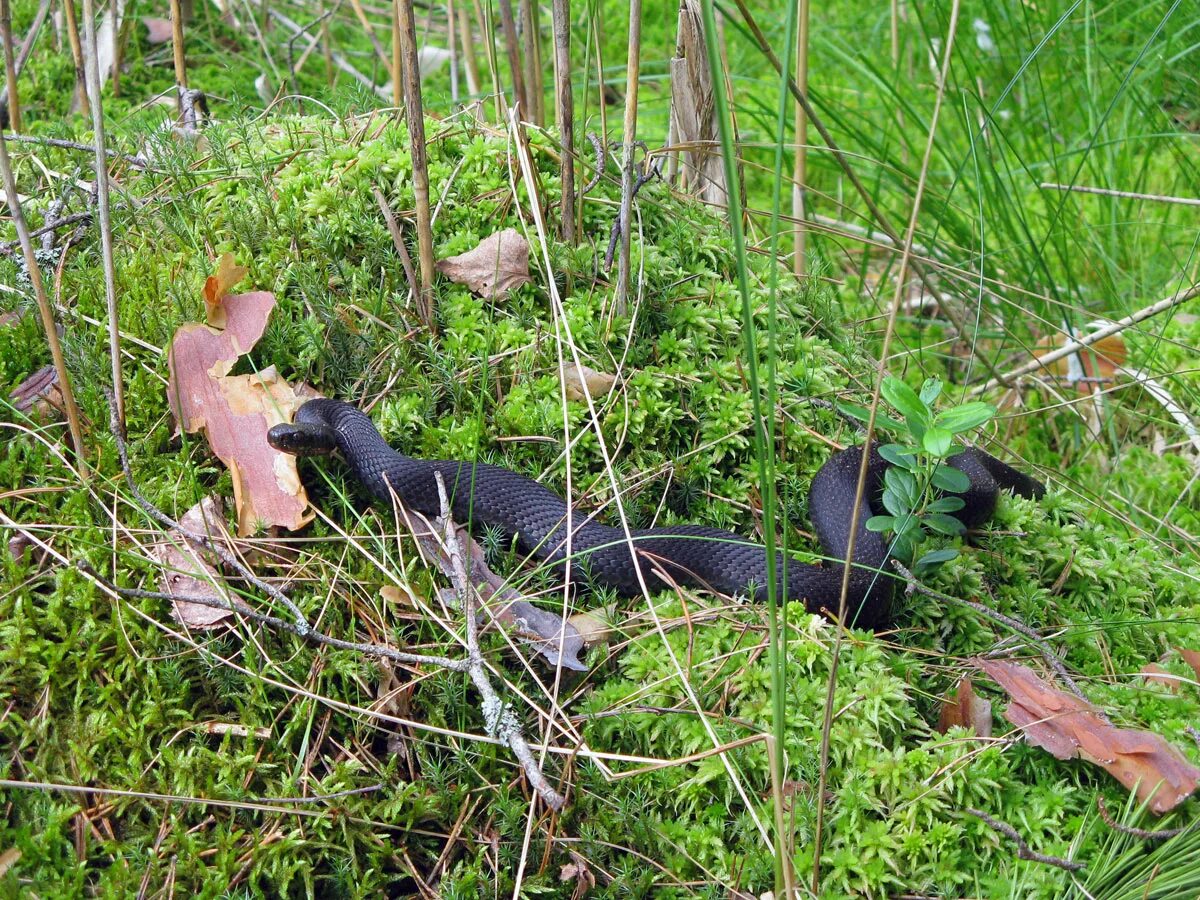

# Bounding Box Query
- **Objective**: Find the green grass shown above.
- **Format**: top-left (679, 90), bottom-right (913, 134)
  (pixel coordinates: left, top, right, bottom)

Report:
top-left (1, 0), bottom-right (1199, 895)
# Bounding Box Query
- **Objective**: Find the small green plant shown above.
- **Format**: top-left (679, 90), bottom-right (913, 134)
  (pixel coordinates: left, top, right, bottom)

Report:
top-left (840, 377), bottom-right (997, 573)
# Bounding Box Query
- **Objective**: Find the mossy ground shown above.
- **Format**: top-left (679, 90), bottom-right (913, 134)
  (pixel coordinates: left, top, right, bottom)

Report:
top-left (2, 0), bottom-right (1199, 897)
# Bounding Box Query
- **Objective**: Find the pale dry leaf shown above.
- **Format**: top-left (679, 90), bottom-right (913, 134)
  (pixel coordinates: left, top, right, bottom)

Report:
top-left (937, 676), bottom-right (992, 737)
top-left (380, 584), bottom-right (418, 608)
top-left (561, 362), bottom-right (616, 402)
top-left (151, 496), bottom-right (238, 628)
top-left (203, 252), bottom-right (250, 328)
top-left (1139, 664), bottom-right (1181, 693)
top-left (0, 848), bottom-right (20, 878)
top-left (435, 228), bottom-right (532, 299)
top-left (141, 16), bottom-right (172, 43)
top-left (568, 605), bottom-right (616, 645)
top-left (1176, 648), bottom-right (1200, 681)
top-left (976, 657), bottom-right (1200, 814)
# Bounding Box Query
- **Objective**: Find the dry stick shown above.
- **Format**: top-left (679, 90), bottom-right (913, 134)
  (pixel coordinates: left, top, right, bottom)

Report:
top-left (446, 0), bottom-right (458, 103)
top-left (0, 135), bottom-right (88, 472)
top-left (433, 473), bottom-right (566, 810)
top-left (551, 0), bottom-right (573, 243)
top-left (372, 184), bottom-right (420, 307)
top-left (390, 0), bottom-right (401, 107)
top-left (518, 0), bottom-right (540, 125)
top-left (395, 0), bottom-right (437, 332)
top-left (967, 809), bottom-right (1084, 871)
top-left (80, 0), bottom-right (127, 431)
top-left (1040, 181), bottom-right (1200, 208)
top-left (892, 561), bottom-right (1089, 702)
top-left (0, 0), bottom-right (21, 132)
top-left (169, 0), bottom-right (187, 117)
top-left (811, 3), bottom-right (961, 891)
top-left (973, 279), bottom-right (1200, 395)
top-left (1095, 796), bottom-right (1194, 841)
top-left (61, 0), bottom-right (89, 116)
top-left (614, 0), bottom-right (642, 314)
top-left (496, 0), bottom-right (526, 114)
top-left (791, 0), bottom-right (809, 275)
top-left (1, 132), bottom-right (145, 166)
top-left (345, 0), bottom-right (389, 70)
top-left (455, 2), bottom-right (482, 110)
top-left (14, 0), bottom-right (50, 74)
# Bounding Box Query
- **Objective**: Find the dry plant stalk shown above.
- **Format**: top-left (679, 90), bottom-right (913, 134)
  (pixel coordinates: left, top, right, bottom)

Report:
top-left (0, 134), bottom-right (88, 471)
top-left (669, 1), bottom-right (727, 205)
top-left (61, 0), bottom-right (90, 116)
top-left (80, 0), bottom-right (126, 428)
top-left (0, 0), bottom-right (20, 132)
top-left (615, 0), bottom-right (642, 313)
top-left (394, 0), bottom-right (437, 331)
top-left (455, 1), bottom-right (483, 109)
top-left (496, 0), bottom-right (527, 114)
top-left (551, 0), bottom-right (574, 242)
top-left (793, 0), bottom-right (810, 274)
top-left (390, 0), bottom-right (402, 107)
top-left (169, 0), bottom-right (188, 115)
top-left (518, 0), bottom-right (542, 124)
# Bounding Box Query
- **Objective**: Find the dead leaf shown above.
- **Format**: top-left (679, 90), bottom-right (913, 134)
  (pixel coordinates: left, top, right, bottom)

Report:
top-left (0, 309), bottom-right (23, 327)
top-left (435, 228), bottom-right (531, 299)
top-left (937, 676), bottom-right (992, 736)
top-left (0, 847), bottom-right (20, 878)
top-left (561, 362), bottom-right (616, 402)
top-left (975, 657), bottom-right (1200, 814)
top-left (150, 496), bottom-right (242, 628)
top-left (1176, 648), bottom-right (1200, 680)
top-left (559, 851), bottom-right (595, 900)
top-left (1139, 664), bottom-right (1181, 693)
top-left (380, 584), bottom-right (418, 607)
top-left (568, 605), bottom-right (615, 645)
top-left (168, 275), bottom-right (314, 535)
top-left (203, 252), bottom-right (249, 328)
top-left (10, 365), bottom-right (66, 419)
top-left (141, 16), bottom-right (172, 44)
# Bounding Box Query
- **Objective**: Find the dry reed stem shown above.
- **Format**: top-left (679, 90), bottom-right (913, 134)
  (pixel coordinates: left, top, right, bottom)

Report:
top-left (792, 0), bottom-right (809, 275)
top-left (80, 0), bottom-right (126, 430)
top-left (1040, 181), bottom-right (1200, 207)
top-left (811, 0), bottom-right (962, 890)
top-left (390, 0), bottom-right (401, 107)
top-left (0, 135), bottom-right (89, 472)
top-left (551, 0), bottom-right (573, 242)
top-left (395, 0), bottom-right (436, 331)
top-left (61, 0), bottom-right (89, 116)
top-left (496, 0), bottom-right (526, 114)
top-left (518, 0), bottom-right (541, 124)
top-left (169, 0), bottom-right (188, 115)
top-left (0, 0), bottom-right (20, 132)
top-left (615, 0), bottom-right (642, 312)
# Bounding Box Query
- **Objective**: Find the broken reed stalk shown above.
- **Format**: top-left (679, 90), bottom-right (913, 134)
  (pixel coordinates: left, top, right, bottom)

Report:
top-left (792, 0), bottom-right (809, 275)
top-left (496, 0), bottom-right (527, 115)
top-left (551, 0), bottom-right (574, 243)
top-left (518, 0), bottom-right (541, 125)
top-left (346, 0), bottom-right (390, 70)
top-left (79, 0), bottom-right (126, 428)
top-left (614, 0), bottom-right (642, 313)
top-left (455, 1), bottom-right (482, 108)
top-left (0, 133), bottom-right (88, 473)
top-left (395, 0), bottom-right (437, 332)
top-left (321, 2), bottom-right (334, 86)
top-left (169, 0), bottom-right (188, 116)
top-left (0, 0), bottom-right (20, 132)
top-left (61, 0), bottom-right (89, 116)
top-left (111, 0), bottom-right (136, 97)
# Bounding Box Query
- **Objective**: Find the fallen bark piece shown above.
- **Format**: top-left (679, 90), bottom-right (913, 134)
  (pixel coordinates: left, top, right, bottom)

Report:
top-left (975, 657), bottom-right (1200, 814)
top-left (435, 228), bottom-right (532, 299)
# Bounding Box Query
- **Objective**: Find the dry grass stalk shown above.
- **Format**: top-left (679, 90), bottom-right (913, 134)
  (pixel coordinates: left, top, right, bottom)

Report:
top-left (169, 0), bottom-right (188, 116)
top-left (455, 0), bottom-right (482, 107)
top-left (792, 0), bottom-right (810, 274)
top-left (61, 0), bottom-right (90, 116)
top-left (80, 0), bottom-right (126, 427)
top-left (0, 133), bottom-right (89, 473)
top-left (518, 0), bottom-right (542, 124)
top-left (496, 0), bottom-right (526, 114)
top-left (615, 0), bottom-right (642, 313)
top-left (0, 0), bottom-right (20, 131)
top-left (551, 0), bottom-right (573, 242)
top-left (395, 0), bottom-right (437, 331)
top-left (390, 0), bottom-right (402, 107)
top-left (346, 0), bottom-right (390, 70)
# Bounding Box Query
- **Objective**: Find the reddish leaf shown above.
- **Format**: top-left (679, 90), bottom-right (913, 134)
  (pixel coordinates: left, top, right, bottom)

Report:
top-left (937, 676), bottom-right (992, 736)
top-left (1176, 648), bottom-right (1200, 681)
top-left (975, 658), bottom-right (1200, 814)
top-left (1139, 664), bottom-right (1180, 693)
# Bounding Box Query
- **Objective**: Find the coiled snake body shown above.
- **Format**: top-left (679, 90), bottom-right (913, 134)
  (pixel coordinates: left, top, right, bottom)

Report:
top-left (269, 399), bottom-right (1045, 629)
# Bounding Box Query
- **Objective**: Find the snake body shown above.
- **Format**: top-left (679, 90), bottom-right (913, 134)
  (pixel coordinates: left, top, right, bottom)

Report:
top-left (269, 399), bottom-right (1045, 629)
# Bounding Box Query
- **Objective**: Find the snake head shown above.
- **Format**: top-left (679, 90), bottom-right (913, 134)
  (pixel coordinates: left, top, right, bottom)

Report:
top-left (267, 422), bottom-right (339, 456)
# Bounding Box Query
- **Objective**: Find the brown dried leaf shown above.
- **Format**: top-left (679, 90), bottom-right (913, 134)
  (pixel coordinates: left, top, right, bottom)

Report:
top-left (975, 657), bottom-right (1200, 814)
top-left (0, 848), bottom-right (20, 879)
top-left (168, 286), bottom-right (314, 535)
top-left (1139, 664), bottom-right (1181, 693)
top-left (1176, 648), bottom-right (1200, 680)
top-left (561, 362), bottom-right (616, 402)
top-left (150, 496), bottom-right (238, 628)
top-left (203, 252), bottom-right (249, 328)
top-left (435, 228), bottom-right (531, 299)
top-left (141, 16), bottom-right (172, 44)
top-left (559, 851), bottom-right (595, 900)
top-left (937, 676), bottom-right (992, 736)
top-left (10, 364), bottom-right (66, 419)
top-left (568, 606), bottom-right (616, 645)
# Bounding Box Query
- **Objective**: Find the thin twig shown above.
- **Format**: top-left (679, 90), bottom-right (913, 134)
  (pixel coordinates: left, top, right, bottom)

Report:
top-left (0, 211), bottom-right (91, 258)
top-left (0, 132), bottom-right (147, 167)
top-left (967, 808), bottom-right (1085, 871)
top-left (372, 185), bottom-right (420, 309)
top-left (551, 0), bottom-right (574, 242)
top-left (581, 130), bottom-right (605, 194)
top-left (0, 0), bottom-right (21, 133)
top-left (1095, 796), bottom-right (1194, 841)
top-left (1040, 182), bottom-right (1200, 208)
top-left (892, 561), bottom-right (1089, 703)
top-left (432, 473), bottom-right (567, 810)
top-left (614, 0), bottom-right (642, 313)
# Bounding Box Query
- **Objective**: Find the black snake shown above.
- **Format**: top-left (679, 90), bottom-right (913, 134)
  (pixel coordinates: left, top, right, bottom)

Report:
top-left (268, 399), bottom-right (1045, 629)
